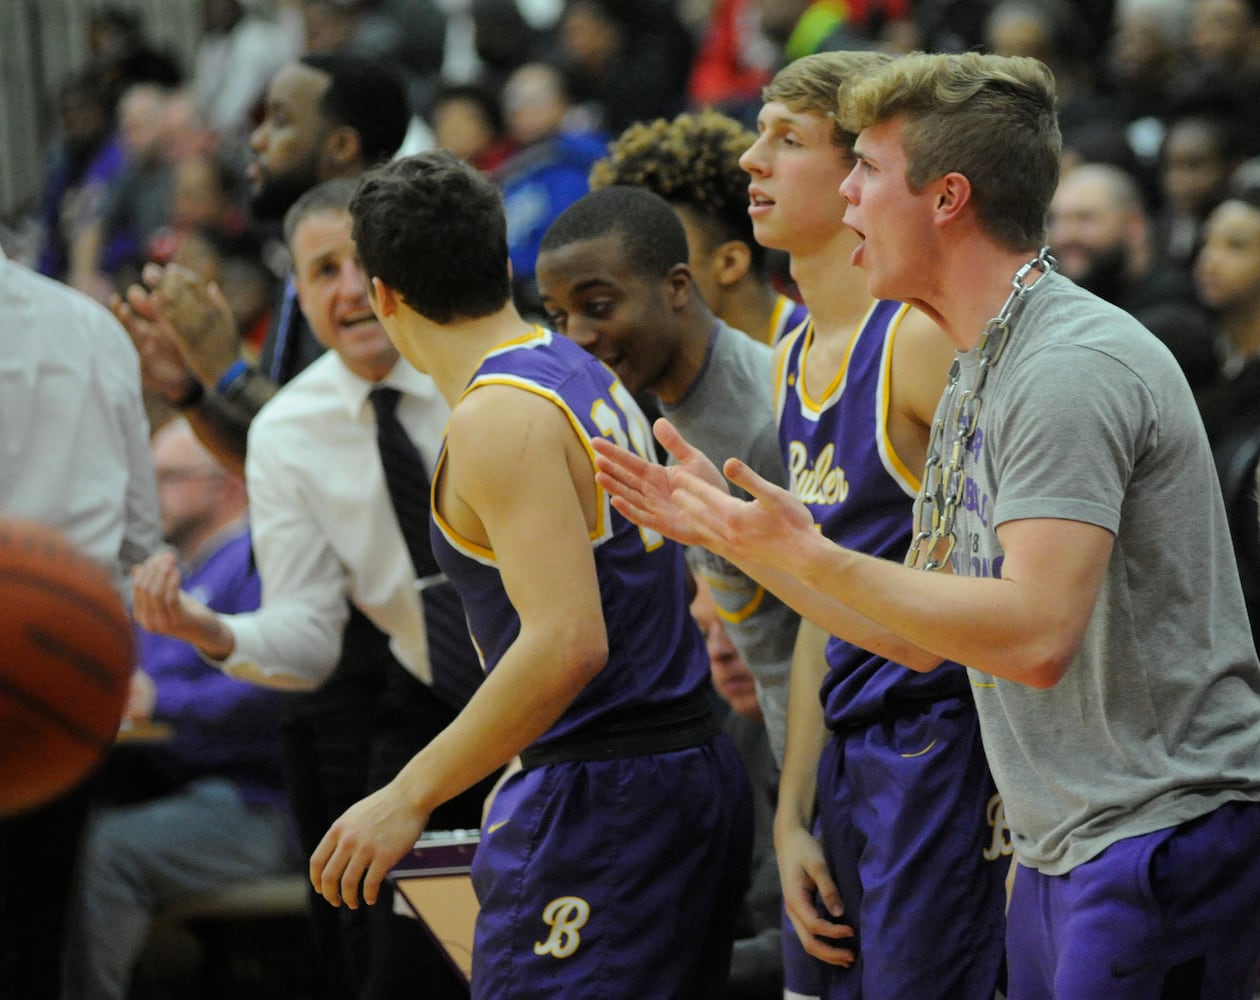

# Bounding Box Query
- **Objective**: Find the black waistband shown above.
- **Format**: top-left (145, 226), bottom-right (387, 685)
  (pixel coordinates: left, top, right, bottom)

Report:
top-left (519, 688), bottom-right (722, 770)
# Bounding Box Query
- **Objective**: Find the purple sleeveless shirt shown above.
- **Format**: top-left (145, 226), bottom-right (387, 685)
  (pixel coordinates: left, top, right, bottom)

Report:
top-left (430, 328), bottom-right (710, 746)
top-left (775, 301), bottom-right (969, 727)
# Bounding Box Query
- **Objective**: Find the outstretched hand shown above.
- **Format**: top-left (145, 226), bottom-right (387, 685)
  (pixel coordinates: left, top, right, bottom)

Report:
top-left (591, 418), bottom-right (817, 570)
top-left (591, 418), bottom-right (730, 550)
top-left (131, 550), bottom-right (233, 658)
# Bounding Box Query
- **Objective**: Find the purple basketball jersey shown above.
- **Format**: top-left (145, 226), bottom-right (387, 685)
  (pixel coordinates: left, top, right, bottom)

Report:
top-left (775, 301), bottom-right (969, 726)
top-left (429, 327), bottom-right (711, 743)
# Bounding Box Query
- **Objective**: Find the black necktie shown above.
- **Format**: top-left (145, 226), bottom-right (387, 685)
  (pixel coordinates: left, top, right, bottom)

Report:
top-left (370, 386), bottom-right (481, 708)
top-left (371, 386), bottom-right (439, 578)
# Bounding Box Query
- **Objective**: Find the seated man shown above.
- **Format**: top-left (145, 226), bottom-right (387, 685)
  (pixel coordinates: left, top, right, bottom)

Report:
top-left (62, 418), bottom-right (296, 1000)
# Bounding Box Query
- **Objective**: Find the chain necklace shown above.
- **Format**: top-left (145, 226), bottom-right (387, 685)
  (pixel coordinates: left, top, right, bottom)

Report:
top-left (905, 247), bottom-right (1057, 572)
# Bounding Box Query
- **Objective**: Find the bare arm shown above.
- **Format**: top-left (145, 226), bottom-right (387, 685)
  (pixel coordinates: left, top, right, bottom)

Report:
top-left (774, 618), bottom-right (855, 966)
top-left (591, 421), bottom-right (942, 669)
top-left (310, 387), bottom-right (610, 908)
top-left (594, 419), bottom-right (1112, 686)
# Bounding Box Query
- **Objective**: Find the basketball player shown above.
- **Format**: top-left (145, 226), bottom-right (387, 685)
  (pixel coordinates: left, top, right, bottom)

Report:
top-left (593, 52), bottom-right (1260, 998)
top-left (309, 149), bottom-right (754, 1000)
top-left (535, 185), bottom-right (800, 769)
top-left (742, 50), bottom-right (1007, 999)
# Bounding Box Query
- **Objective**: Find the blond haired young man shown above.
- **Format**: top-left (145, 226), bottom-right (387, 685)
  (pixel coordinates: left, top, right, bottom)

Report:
top-left (595, 51), bottom-right (1260, 999)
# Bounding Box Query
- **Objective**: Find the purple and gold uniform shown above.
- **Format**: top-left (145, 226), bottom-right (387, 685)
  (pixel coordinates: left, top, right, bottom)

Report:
top-left (431, 328), bottom-right (753, 999)
top-left (774, 302), bottom-right (1007, 1000)
top-left (770, 293), bottom-right (811, 345)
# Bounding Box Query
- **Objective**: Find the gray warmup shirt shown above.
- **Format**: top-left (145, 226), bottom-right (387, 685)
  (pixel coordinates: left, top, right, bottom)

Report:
top-left (663, 320), bottom-right (800, 765)
top-left (942, 271), bottom-right (1260, 874)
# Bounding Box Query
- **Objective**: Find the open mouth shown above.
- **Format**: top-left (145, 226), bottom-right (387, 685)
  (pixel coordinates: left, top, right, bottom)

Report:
top-left (338, 310), bottom-right (380, 334)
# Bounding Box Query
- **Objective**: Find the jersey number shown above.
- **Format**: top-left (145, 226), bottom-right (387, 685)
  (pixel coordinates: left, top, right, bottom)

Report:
top-left (591, 382), bottom-right (664, 551)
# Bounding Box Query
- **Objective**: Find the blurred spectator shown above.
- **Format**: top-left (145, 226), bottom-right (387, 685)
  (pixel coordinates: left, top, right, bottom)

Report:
top-left (300, 0), bottom-right (447, 116)
top-left (471, 0), bottom-right (550, 96)
top-left (686, 0), bottom-right (777, 117)
top-left (190, 0), bottom-right (301, 149)
top-left (429, 82), bottom-right (516, 172)
top-left (61, 417), bottom-right (295, 1000)
top-left (553, 0), bottom-right (694, 134)
top-left (1048, 161), bottom-right (1219, 393)
top-left (169, 153), bottom-right (247, 236)
top-left (1180, 0), bottom-right (1260, 156)
top-left (917, 0), bottom-right (1116, 58)
top-left (492, 61), bottom-right (609, 314)
top-left (84, 5), bottom-right (183, 111)
top-left (1192, 184), bottom-right (1260, 657)
top-left (1103, 0), bottom-right (1197, 175)
top-left (35, 71), bottom-right (127, 282)
top-left (146, 153), bottom-right (246, 254)
top-left (158, 89), bottom-right (224, 167)
top-left (760, 0), bottom-right (915, 61)
top-left (70, 83), bottom-right (176, 301)
top-left (1153, 108), bottom-right (1244, 272)
top-left (983, 0), bottom-right (1120, 143)
top-left (301, 0), bottom-right (362, 54)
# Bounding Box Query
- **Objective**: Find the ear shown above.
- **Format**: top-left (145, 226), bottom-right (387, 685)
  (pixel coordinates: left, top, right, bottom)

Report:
top-left (712, 240), bottom-right (752, 289)
top-left (323, 126), bottom-right (363, 176)
top-left (932, 172), bottom-right (973, 226)
top-left (665, 263), bottom-right (693, 308)
top-left (370, 276), bottom-right (399, 317)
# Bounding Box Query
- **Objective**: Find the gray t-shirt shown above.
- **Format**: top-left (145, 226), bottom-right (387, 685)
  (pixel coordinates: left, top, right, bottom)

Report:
top-left (943, 271), bottom-right (1260, 874)
top-left (663, 320), bottom-right (800, 764)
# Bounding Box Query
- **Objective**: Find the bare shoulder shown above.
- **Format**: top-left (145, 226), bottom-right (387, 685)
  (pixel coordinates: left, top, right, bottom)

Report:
top-left (892, 306), bottom-right (955, 427)
top-left (446, 382), bottom-right (570, 455)
top-left (445, 381), bottom-right (592, 499)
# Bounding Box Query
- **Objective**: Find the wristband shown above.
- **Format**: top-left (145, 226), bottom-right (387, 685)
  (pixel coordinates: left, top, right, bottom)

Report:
top-left (215, 359), bottom-right (251, 396)
top-left (173, 378), bottom-right (205, 410)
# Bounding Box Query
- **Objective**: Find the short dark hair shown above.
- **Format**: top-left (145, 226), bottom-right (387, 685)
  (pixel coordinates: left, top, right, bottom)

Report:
top-left (299, 54), bottom-right (410, 166)
top-left (540, 186), bottom-right (690, 282)
top-left (349, 150), bottom-right (511, 324)
top-left (283, 176), bottom-right (359, 249)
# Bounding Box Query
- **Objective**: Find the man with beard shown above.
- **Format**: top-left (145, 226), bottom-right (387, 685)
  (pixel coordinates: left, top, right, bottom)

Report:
top-left (1048, 161), bottom-right (1219, 394)
top-left (115, 53), bottom-right (411, 471)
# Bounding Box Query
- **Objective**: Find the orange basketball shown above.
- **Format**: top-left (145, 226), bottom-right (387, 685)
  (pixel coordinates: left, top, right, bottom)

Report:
top-left (0, 518), bottom-right (133, 816)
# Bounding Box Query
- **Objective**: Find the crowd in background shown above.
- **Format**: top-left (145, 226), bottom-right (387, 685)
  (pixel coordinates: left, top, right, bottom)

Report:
top-left (14, 0), bottom-right (1260, 310)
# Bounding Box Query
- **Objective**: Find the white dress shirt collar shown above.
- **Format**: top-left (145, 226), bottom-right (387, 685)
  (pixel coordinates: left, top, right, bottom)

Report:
top-left (331, 354), bottom-right (445, 423)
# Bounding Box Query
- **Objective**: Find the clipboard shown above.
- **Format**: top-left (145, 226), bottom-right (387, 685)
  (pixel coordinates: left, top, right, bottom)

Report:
top-left (389, 829), bottom-right (480, 985)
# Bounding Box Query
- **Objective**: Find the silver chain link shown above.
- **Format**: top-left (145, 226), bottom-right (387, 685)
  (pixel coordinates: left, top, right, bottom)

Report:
top-left (905, 247), bottom-right (1058, 571)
